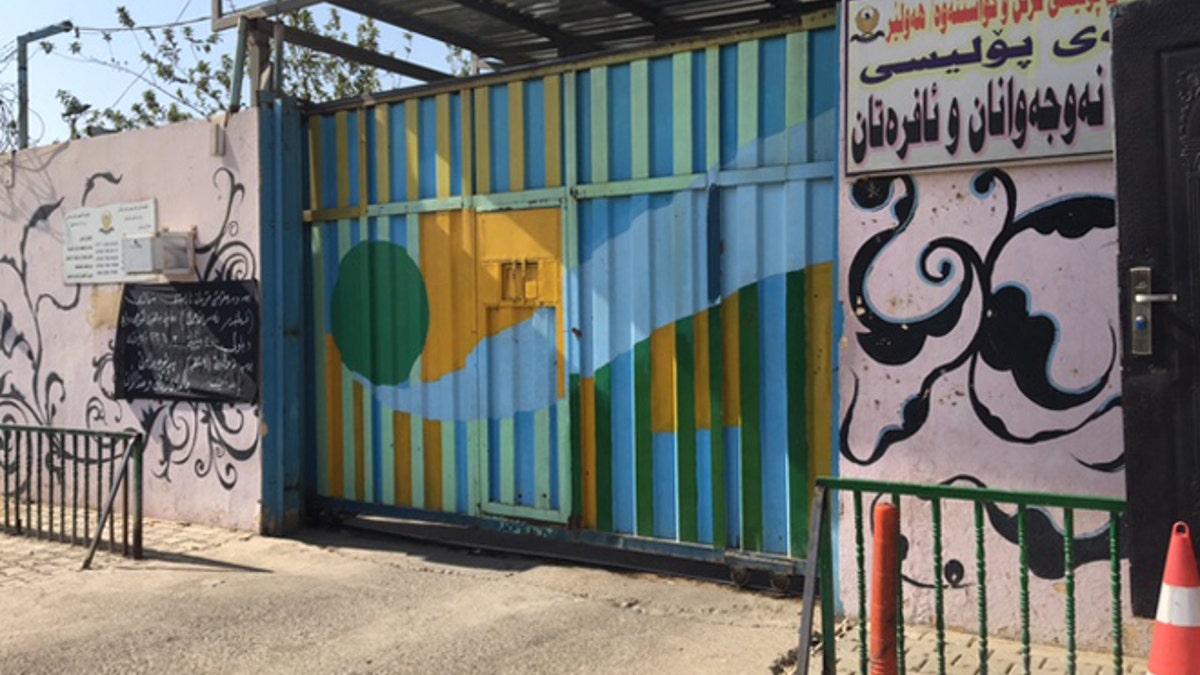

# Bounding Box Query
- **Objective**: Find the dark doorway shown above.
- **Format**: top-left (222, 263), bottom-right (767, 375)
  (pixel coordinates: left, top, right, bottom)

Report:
top-left (1114, 0), bottom-right (1200, 618)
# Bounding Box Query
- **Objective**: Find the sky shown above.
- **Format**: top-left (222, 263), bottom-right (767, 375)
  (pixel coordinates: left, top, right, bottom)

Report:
top-left (4, 0), bottom-right (453, 146)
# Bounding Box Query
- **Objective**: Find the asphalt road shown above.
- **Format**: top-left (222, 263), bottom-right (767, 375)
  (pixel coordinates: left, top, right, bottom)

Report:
top-left (0, 521), bottom-right (801, 674)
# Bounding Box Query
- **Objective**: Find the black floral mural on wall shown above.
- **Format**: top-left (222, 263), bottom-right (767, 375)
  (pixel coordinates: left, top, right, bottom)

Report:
top-left (842, 168), bottom-right (1122, 470)
top-left (844, 168), bottom-right (1126, 587)
top-left (0, 165), bottom-right (258, 492)
top-left (86, 167), bottom-right (259, 490)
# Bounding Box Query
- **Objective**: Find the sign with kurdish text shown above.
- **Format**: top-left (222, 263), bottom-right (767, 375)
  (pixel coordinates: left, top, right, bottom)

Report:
top-left (63, 199), bottom-right (157, 284)
top-left (844, 0), bottom-right (1118, 175)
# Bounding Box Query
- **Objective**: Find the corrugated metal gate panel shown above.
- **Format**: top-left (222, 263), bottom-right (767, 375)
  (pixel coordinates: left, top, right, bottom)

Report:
top-left (304, 21), bottom-right (839, 556)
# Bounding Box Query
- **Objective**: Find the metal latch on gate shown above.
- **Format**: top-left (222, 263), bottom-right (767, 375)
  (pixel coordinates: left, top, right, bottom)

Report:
top-left (1130, 266), bottom-right (1178, 356)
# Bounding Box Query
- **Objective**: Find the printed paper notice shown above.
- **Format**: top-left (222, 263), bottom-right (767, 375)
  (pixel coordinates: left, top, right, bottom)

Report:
top-left (63, 200), bottom-right (157, 284)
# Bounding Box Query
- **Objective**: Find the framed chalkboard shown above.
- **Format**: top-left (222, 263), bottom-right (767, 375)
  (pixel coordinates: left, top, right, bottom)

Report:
top-left (114, 281), bottom-right (259, 403)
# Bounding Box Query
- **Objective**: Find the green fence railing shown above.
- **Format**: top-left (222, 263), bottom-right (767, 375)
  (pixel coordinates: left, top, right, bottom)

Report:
top-left (0, 424), bottom-right (144, 568)
top-left (798, 477), bottom-right (1126, 675)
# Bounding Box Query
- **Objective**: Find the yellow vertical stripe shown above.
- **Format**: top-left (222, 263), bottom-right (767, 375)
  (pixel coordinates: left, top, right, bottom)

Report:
top-left (325, 336), bottom-right (345, 499)
top-left (462, 90), bottom-right (474, 197)
top-left (335, 111), bottom-right (350, 208)
top-left (353, 381), bottom-right (366, 501)
top-left (406, 99), bottom-right (420, 201)
top-left (807, 263), bottom-right (834, 486)
top-left (651, 324), bottom-right (677, 434)
top-left (475, 88), bottom-right (491, 194)
top-left (582, 377), bottom-right (598, 528)
top-left (308, 118), bottom-right (324, 210)
top-left (721, 295), bottom-right (741, 426)
top-left (357, 110), bottom-right (369, 206)
top-left (424, 419), bottom-right (443, 510)
top-left (436, 93), bottom-right (452, 199)
top-left (394, 412), bottom-right (413, 506)
top-left (509, 80), bottom-right (525, 193)
top-left (376, 105), bottom-right (391, 203)
top-left (694, 310), bottom-right (712, 430)
top-left (544, 74), bottom-right (562, 188)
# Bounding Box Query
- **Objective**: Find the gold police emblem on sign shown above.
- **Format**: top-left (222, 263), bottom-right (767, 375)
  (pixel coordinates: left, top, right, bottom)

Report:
top-left (100, 211), bottom-right (114, 233)
top-left (851, 5), bottom-right (885, 43)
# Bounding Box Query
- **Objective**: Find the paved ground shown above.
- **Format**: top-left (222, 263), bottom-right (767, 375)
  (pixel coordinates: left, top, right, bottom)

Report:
top-left (0, 518), bottom-right (1151, 674)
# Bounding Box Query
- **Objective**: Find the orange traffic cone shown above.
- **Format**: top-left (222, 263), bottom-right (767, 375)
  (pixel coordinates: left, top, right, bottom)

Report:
top-left (1149, 522), bottom-right (1200, 675)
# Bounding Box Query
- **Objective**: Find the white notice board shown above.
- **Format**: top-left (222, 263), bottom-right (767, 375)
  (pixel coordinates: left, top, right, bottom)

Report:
top-left (63, 200), bottom-right (157, 284)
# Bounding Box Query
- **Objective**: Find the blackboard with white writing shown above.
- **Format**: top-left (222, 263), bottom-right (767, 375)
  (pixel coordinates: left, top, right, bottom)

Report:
top-left (114, 281), bottom-right (259, 403)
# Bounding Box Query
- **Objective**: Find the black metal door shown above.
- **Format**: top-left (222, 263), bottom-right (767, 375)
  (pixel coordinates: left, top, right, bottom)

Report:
top-left (1114, 0), bottom-right (1200, 618)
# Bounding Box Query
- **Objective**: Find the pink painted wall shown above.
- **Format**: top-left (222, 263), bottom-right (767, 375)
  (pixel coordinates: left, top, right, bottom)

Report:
top-left (0, 114), bottom-right (262, 531)
top-left (836, 160), bottom-right (1143, 650)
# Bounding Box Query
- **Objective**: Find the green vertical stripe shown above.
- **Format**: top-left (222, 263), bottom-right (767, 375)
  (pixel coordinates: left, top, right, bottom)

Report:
top-left (467, 419), bottom-right (483, 516)
top-left (672, 53), bottom-right (693, 176)
top-left (676, 317), bottom-right (698, 543)
top-left (787, 270), bottom-right (809, 555)
top-left (534, 405), bottom-right (552, 510)
top-left (338, 221), bottom-right (357, 500)
top-left (590, 65), bottom-right (609, 183)
top-left (705, 47), bottom-right (720, 171)
top-left (635, 339), bottom-right (654, 536)
top-left (378, 218), bottom-right (396, 505)
top-left (739, 286), bottom-right (762, 551)
top-left (313, 227), bottom-right (329, 496)
top-left (442, 419), bottom-right (456, 511)
top-left (709, 307), bottom-right (727, 547)
top-left (785, 32), bottom-right (809, 166)
top-left (570, 375), bottom-right (584, 522)
top-left (737, 41), bottom-right (759, 151)
top-left (630, 59), bottom-right (650, 180)
top-left (556, 398), bottom-right (570, 517)
top-left (596, 367), bottom-right (614, 532)
top-left (407, 212), bottom-right (424, 509)
top-left (499, 417), bottom-right (516, 504)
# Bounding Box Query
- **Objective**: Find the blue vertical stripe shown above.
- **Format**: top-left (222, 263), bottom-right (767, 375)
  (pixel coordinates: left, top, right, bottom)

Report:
top-left (725, 426), bottom-right (742, 548)
top-left (489, 85), bottom-right (511, 192)
top-left (320, 116), bottom-right (339, 209)
top-left (366, 110), bottom-right (379, 204)
top-left (419, 97), bottom-right (438, 199)
top-left (322, 223), bottom-right (338, 331)
top-left (388, 104), bottom-right (407, 201)
top-left (696, 430), bottom-right (713, 544)
top-left (347, 110), bottom-right (361, 208)
top-left (760, 275), bottom-right (790, 554)
top-left (577, 70), bottom-right (593, 184)
top-left (515, 410), bottom-right (536, 507)
top-left (652, 434), bottom-right (678, 539)
top-left (691, 51), bottom-right (707, 173)
top-left (525, 79), bottom-right (546, 189)
top-left (760, 37), bottom-right (787, 166)
top-left (608, 64), bottom-right (632, 182)
top-left (810, 28), bottom-right (838, 163)
top-left (719, 45), bottom-right (739, 168)
top-left (648, 57), bottom-right (674, 178)
top-left (450, 94), bottom-right (463, 196)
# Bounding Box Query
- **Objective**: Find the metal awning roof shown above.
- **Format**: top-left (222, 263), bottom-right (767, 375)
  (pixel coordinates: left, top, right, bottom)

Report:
top-left (215, 0), bottom-right (834, 71)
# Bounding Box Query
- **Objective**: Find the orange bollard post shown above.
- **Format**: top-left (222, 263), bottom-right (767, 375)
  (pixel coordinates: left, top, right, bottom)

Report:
top-left (871, 502), bottom-right (900, 675)
top-left (1148, 522), bottom-right (1200, 675)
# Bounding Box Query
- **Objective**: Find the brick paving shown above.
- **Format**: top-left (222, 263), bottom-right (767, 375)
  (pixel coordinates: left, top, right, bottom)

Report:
top-left (0, 515), bottom-right (251, 586)
top-left (813, 619), bottom-right (1149, 674)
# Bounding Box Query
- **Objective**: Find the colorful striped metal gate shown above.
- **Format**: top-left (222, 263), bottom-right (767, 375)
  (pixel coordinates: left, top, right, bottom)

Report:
top-left (304, 12), bottom-right (839, 561)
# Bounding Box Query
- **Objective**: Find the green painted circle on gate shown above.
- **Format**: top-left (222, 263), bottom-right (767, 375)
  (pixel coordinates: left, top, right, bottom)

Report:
top-left (331, 242), bottom-right (429, 386)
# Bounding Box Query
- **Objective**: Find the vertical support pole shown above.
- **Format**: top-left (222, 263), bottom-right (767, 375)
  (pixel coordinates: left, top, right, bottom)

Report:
top-left (17, 37), bottom-right (29, 149)
top-left (248, 22), bottom-right (269, 109)
top-left (870, 502), bottom-right (900, 675)
top-left (819, 486), bottom-right (837, 675)
top-left (230, 17), bottom-right (249, 114)
top-left (272, 21), bottom-right (285, 93)
top-left (1109, 512), bottom-right (1122, 675)
top-left (133, 436), bottom-right (143, 560)
top-left (796, 485), bottom-right (826, 675)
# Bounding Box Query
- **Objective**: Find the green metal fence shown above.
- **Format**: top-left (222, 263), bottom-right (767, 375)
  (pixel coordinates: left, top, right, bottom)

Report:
top-left (798, 477), bottom-right (1126, 675)
top-left (0, 424), bottom-right (144, 568)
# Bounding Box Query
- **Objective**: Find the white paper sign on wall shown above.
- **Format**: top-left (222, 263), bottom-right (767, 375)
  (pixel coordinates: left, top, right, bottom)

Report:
top-left (63, 199), bottom-right (158, 284)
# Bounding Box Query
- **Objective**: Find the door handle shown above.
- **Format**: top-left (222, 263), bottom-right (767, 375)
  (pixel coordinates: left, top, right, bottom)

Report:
top-left (1130, 266), bottom-right (1178, 356)
top-left (1133, 292), bottom-right (1178, 304)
